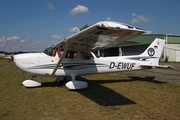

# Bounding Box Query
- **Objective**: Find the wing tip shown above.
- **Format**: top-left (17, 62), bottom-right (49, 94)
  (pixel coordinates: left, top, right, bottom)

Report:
top-left (97, 21), bottom-right (147, 32)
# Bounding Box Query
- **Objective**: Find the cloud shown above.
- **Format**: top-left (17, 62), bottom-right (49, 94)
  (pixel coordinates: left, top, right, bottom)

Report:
top-left (47, 3), bottom-right (54, 10)
top-left (50, 35), bottom-right (63, 45)
top-left (68, 27), bottom-right (80, 33)
top-left (0, 35), bottom-right (65, 52)
top-left (0, 36), bottom-right (6, 42)
top-left (0, 36), bottom-right (30, 52)
top-left (69, 5), bottom-right (89, 16)
top-left (7, 36), bottom-right (20, 41)
top-left (106, 17), bottom-right (112, 21)
top-left (20, 40), bottom-right (25, 42)
top-left (51, 35), bottom-right (63, 40)
top-left (1, 36), bottom-right (28, 42)
top-left (131, 13), bottom-right (151, 24)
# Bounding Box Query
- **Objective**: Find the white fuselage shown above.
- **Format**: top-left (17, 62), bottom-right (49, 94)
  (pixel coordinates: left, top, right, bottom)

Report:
top-left (13, 52), bottom-right (147, 77)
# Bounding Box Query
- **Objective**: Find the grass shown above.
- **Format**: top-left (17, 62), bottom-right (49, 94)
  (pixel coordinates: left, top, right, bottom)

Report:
top-left (0, 58), bottom-right (180, 120)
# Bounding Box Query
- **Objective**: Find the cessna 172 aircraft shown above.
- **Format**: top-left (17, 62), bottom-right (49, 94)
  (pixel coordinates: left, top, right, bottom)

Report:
top-left (12, 21), bottom-right (172, 90)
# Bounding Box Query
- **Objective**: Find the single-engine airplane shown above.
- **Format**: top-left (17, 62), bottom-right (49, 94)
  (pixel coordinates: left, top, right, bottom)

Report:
top-left (12, 21), bottom-right (172, 90)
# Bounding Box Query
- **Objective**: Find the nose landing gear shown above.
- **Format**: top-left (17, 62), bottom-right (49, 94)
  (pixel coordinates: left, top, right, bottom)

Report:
top-left (22, 76), bottom-right (42, 88)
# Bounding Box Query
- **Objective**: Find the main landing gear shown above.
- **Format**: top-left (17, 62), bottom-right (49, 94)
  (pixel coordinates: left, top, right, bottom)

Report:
top-left (65, 74), bottom-right (88, 90)
top-left (22, 75), bottom-right (88, 90)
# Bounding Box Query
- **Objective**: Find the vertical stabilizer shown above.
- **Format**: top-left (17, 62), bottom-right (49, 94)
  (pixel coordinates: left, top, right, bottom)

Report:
top-left (139, 38), bottom-right (165, 66)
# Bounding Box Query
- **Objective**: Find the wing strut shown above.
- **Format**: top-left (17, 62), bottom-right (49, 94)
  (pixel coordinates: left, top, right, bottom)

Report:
top-left (51, 44), bottom-right (68, 75)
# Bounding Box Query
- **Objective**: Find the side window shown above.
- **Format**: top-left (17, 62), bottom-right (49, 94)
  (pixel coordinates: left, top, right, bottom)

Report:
top-left (65, 51), bottom-right (77, 59)
top-left (79, 52), bottom-right (94, 60)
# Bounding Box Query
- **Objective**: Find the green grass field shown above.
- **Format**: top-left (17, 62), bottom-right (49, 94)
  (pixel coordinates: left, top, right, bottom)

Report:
top-left (0, 58), bottom-right (180, 120)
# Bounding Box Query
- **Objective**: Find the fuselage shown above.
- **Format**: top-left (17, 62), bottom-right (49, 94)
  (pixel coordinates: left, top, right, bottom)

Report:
top-left (13, 52), bottom-right (144, 77)
top-left (14, 38), bottom-right (165, 78)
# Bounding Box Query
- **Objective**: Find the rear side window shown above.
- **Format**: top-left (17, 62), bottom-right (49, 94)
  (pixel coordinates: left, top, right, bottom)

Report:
top-left (65, 51), bottom-right (77, 59)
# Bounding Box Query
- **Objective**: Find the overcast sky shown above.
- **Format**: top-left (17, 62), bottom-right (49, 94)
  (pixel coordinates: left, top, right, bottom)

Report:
top-left (0, 0), bottom-right (180, 52)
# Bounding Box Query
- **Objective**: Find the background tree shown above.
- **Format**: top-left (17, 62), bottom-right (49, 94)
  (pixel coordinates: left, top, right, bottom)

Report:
top-left (80, 24), bottom-right (89, 31)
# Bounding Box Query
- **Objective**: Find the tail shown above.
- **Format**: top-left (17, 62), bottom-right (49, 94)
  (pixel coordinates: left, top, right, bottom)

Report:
top-left (127, 38), bottom-right (174, 69)
top-left (139, 38), bottom-right (165, 66)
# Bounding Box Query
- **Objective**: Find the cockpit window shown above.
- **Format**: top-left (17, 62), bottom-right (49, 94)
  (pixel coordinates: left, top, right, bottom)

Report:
top-left (43, 46), bottom-right (56, 56)
top-left (43, 46), bottom-right (94, 60)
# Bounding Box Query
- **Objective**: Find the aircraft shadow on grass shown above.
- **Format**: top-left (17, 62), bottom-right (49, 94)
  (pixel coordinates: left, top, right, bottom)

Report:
top-left (39, 76), bottom-right (167, 106)
top-left (39, 78), bottom-right (135, 106)
top-left (77, 81), bottom-right (136, 106)
top-left (127, 76), bottom-right (167, 84)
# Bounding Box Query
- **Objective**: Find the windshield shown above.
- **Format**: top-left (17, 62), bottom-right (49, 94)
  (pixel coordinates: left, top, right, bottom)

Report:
top-left (43, 46), bottom-right (55, 56)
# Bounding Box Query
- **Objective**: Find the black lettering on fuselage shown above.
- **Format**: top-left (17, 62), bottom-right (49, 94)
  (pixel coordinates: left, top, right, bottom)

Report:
top-left (117, 62), bottom-right (122, 69)
top-left (109, 62), bottom-right (115, 69)
top-left (109, 62), bottom-right (136, 70)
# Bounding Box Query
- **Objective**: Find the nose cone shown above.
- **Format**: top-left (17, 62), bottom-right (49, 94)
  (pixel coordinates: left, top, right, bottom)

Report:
top-left (13, 53), bottom-right (40, 75)
top-left (13, 55), bottom-right (16, 63)
top-left (13, 55), bottom-right (23, 68)
top-left (13, 54), bottom-right (26, 72)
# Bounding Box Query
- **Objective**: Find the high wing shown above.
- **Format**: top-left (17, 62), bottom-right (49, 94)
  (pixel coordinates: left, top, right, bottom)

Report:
top-left (53, 21), bottom-right (148, 51)
top-left (51, 21), bottom-right (148, 75)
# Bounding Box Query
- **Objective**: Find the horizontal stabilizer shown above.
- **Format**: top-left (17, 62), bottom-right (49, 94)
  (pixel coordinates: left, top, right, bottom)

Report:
top-left (141, 65), bottom-right (175, 69)
top-left (154, 65), bottom-right (175, 69)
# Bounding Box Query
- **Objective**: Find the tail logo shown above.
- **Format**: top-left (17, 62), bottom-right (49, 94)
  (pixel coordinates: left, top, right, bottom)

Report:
top-left (148, 48), bottom-right (155, 56)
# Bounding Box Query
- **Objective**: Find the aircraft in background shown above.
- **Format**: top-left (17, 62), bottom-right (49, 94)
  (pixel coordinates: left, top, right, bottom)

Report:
top-left (4, 53), bottom-right (13, 62)
top-left (12, 21), bottom-right (172, 90)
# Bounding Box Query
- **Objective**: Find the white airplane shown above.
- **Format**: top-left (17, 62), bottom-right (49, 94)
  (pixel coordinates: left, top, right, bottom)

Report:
top-left (12, 21), bottom-right (172, 90)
